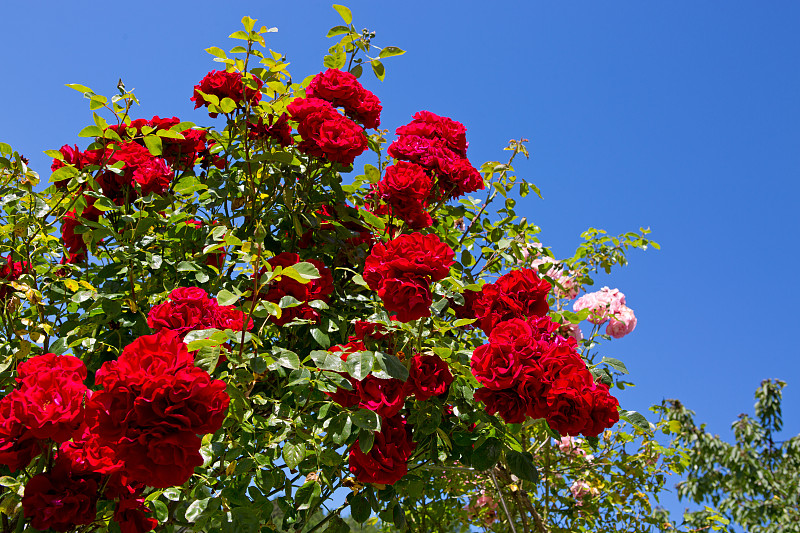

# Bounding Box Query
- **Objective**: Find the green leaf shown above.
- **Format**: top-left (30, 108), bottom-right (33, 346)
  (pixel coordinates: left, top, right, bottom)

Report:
top-left (506, 450), bottom-right (539, 482)
top-left (327, 25), bottom-right (351, 37)
top-left (295, 480), bottom-right (321, 511)
top-left (373, 351), bottom-right (408, 382)
top-left (330, 414), bottom-right (352, 445)
top-left (65, 83), bottom-right (94, 94)
top-left (184, 498), bottom-right (209, 522)
top-left (311, 327), bottom-right (331, 348)
top-left (229, 30), bottom-right (250, 40)
top-left (216, 289), bottom-right (238, 306)
top-left (285, 262), bottom-right (321, 281)
top-left (453, 318), bottom-right (476, 327)
top-left (358, 429), bottom-right (375, 453)
top-left (349, 494), bottom-right (371, 523)
top-left (621, 410), bottom-right (651, 433)
top-left (344, 349), bottom-right (373, 380)
top-left (602, 356), bottom-right (629, 375)
top-left (309, 349), bottom-right (344, 372)
top-left (351, 409), bottom-right (381, 432)
top-left (332, 4), bottom-right (352, 24)
top-left (206, 46), bottom-right (227, 59)
top-left (272, 348), bottom-right (300, 370)
top-left (282, 442), bottom-right (306, 469)
top-left (371, 59), bottom-right (385, 81)
top-left (378, 46), bottom-right (405, 59)
top-left (78, 125), bottom-right (104, 138)
top-left (472, 437), bottom-right (502, 471)
top-left (152, 500), bottom-right (168, 522)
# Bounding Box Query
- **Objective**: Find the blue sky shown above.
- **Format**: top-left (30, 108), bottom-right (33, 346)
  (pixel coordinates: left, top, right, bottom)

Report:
top-left (4, 0), bottom-right (800, 520)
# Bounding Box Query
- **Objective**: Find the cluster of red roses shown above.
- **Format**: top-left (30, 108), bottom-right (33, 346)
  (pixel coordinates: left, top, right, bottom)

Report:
top-left (147, 286), bottom-right (253, 336)
top-left (255, 252), bottom-right (334, 326)
top-left (52, 116), bottom-right (221, 266)
top-left (0, 288), bottom-right (239, 531)
top-left (455, 267), bottom-right (620, 437)
top-left (375, 111), bottom-right (484, 228)
top-left (287, 69), bottom-right (381, 166)
top-left (324, 322), bottom-right (454, 484)
top-left (363, 232), bottom-right (455, 322)
top-left (191, 69), bottom-right (264, 118)
top-left (0, 254), bottom-right (31, 301)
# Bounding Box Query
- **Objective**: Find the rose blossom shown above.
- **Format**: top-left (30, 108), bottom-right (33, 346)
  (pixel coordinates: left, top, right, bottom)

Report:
top-left (348, 415), bottom-right (415, 485)
top-left (573, 286), bottom-right (626, 325)
top-left (606, 305), bottom-right (637, 338)
top-left (405, 353), bottom-right (454, 401)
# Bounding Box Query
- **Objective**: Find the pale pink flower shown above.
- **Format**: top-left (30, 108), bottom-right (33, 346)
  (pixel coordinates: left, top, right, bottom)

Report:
top-left (573, 287), bottom-right (626, 324)
top-left (606, 305), bottom-right (637, 339)
top-left (570, 480), bottom-right (597, 505)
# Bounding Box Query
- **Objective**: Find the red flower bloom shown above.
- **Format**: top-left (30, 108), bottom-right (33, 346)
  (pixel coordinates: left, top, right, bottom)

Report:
top-left (474, 388), bottom-right (528, 424)
top-left (473, 268), bottom-right (551, 334)
top-left (0, 393), bottom-right (42, 472)
top-left (306, 68), bottom-right (382, 129)
top-left (348, 415), bottom-right (415, 485)
top-left (248, 113), bottom-right (294, 146)
top-left (405, 354), bottom-right (454, 401)
top-left (288, 97), bottom-right (368, 166)
top-left (256, 253), bottom-right (334, 326)
top-left (357, 376), bottom-right (407, 418)
top-left (22, 457), bottom-right (99, 532)
top-left (191, 70), bottom-right (263, 117)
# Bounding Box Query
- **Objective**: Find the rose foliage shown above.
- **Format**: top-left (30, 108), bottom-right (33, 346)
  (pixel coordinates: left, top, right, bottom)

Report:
top-left (0, 7), bottom-right (661, 533)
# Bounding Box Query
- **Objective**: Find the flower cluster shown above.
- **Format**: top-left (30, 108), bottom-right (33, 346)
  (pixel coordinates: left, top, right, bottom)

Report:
top-left (256, 253), bottom-right (334, 326)
top-left (324, 324), bottom-right (452, 485)
top-left (363, 232), bottom-right (455, 322)
top-left (84, 330), bottom-right (229, 488)
top-left (306, 68), bottom-right (382, 129)
top-left (147, 286), bottom-right (252, 337)
top-left (454, 267), bottom-right (551, 335)
top-left (374, 111), bottom-right (483, 228)
top-left (191, 70), bottom-right (263, 117)
top-left (287, 97), bottom-right (368, 166)
top-left (573, 286), bottom-right (637, 339)
top-left (471, 316), bottom-right (619, 437)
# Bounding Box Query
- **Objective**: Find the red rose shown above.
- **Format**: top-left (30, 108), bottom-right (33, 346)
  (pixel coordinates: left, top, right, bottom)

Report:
top-left (357, 376), bottom-right (408, 418)
top-left (396, 111), bottom-right (468, 158)
top-left (288, 97), bottom-right (368, 166)
top-left (348, 415), bottom-right (415, 485)
top-left (116, 427), bottom-right (204, 488)
top-left (583, 384), bottom-right (620, 437)
top-left (12, 355), bottom-right (87, 442)
top-left (474, 388), bottom-right (528, 424)
top-left (543, 374), bottom-right (594, 437)
top-left (364, 232), bottom-right (454, 285)
top-left (377, 277), bottom-right (433, 323)
top-left (306, 68), bottom-right (382, 129)
top-left (406, 354), bottom-right (454, 401)
top-left (134, 366), bottom-right (230, 434)
top-left (256, 253), bottom-right (334, 326)
top-left (473, 269), bottom-right (551, 334)
top-left (59, 425), bottom-right (124, 476)
top-left (22, 458), bottom-right (99, 532)
top-left (0, 393), bottom-right (42, 472)
top-left (95, 330), bottom-right (194, 390)
top-left (191, 70), bottom-right (263, 117)
top-left (147, 287), bottom-right (219, 336)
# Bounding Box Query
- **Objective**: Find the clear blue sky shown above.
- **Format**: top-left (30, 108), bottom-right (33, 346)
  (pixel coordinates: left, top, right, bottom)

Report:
top-left (4, 0), bottom-right (800, 519)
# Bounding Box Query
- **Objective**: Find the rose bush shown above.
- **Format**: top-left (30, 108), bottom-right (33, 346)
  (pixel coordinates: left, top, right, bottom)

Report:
top-left (0, 6), bottom-right (661, 533)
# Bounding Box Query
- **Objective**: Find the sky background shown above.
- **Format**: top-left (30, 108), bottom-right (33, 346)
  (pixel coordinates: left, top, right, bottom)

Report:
top-left (3, 0), bottom-right (800, 521)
